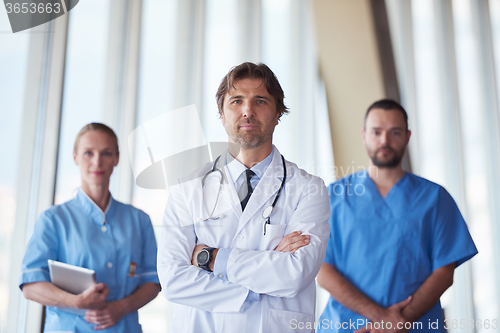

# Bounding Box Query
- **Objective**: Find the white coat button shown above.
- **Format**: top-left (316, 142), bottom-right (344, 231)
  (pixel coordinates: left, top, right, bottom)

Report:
top-left (101, 226), bottom-right (107, 232)
top-left (219, 274), bottom-right (224, 278)
top-left (107, 262), bottom-right (113, 268)
top-left (237, 235), bottom-right (243, 240)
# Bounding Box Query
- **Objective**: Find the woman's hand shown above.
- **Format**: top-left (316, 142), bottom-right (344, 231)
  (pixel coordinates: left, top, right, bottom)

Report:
top-left (21, 281), bottom-right (108, 310)
top-left (84, 300), bottom-right (126, 330)
top-left (84, 282), bottom-right (160, 330)
top-left (75, 283), bottom-right (109, 310)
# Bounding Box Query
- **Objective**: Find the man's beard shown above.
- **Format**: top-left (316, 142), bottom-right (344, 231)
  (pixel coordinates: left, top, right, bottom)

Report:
top-left (229, 120), bottom-right (273, 149)
top-left (370, 146), bottom-right (405, 168)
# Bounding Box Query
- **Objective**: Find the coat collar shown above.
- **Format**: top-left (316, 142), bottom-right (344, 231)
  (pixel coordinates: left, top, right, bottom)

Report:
top-left (218, 146), bottom-right (285, 235)
top-left (226, 149), bottom-right (273, 194)
top-left (240, 146), bottom-right (284, 221)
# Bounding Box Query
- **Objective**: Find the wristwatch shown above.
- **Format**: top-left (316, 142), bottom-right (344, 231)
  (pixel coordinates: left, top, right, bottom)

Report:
top-left (197, 247), bottom-right (216, 272)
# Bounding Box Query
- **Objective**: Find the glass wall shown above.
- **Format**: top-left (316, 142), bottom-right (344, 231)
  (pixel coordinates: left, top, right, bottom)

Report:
top-left (387, 0), bottom-right (500, 330)
top-left (133, 0), bottom-right (179, 331)
top-left (0, 7), bottom-right (30, 332)
top-left (200, 0), bottom-right (239, 142)
top-left (452, 0), bottom-right (498, 326)
top-left (54, 0), bottom-right (110, 205)
top-left (133, 0), bottom-right (178, 226)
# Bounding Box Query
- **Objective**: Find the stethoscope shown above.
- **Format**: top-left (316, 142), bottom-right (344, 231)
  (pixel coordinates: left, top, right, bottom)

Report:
top-left (200, 154), bottom-right (287, 235)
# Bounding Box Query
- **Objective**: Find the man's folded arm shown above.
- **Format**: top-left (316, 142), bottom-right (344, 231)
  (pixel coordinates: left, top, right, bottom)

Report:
top-left (318, 262), bottom-right (456, 333)
top-left (400, 262), bottom-right (455, 323)
top-left (217, 177), bottom-right (331, 298)
top-left (157, 187), bottom-right (253, 313)
top-left (317, 262), bottom-right (404, 324)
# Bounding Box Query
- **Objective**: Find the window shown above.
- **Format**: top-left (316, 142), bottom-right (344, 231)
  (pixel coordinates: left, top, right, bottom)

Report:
top-left (0, 7), bottom-right (30, 332)
top-left (54, 0), bottom-right (110, 204)
top-left (387, 0), bottom-right (500, 328)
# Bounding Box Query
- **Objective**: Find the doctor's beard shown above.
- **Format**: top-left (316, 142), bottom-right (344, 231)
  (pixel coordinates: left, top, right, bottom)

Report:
top-left (226, 120), bottom-right (274, 149)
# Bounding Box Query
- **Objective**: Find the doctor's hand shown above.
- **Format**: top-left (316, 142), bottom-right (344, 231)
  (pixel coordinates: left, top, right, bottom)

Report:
top-left (84, 300), bottom-right (125, 330)
top-left (354, 296), bottom-right (412, 333)
top-left (191, 244), bottom-right (219, 272)
top-left (76, 283), bottom-right (109, 310)
top-left (274, 231), bottom-right (310, 254)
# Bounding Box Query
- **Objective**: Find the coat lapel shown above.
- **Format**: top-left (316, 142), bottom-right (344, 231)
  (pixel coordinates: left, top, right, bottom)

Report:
top-left (236, 147), bottom-right (284, 235)
top-left (218, 152), bottom-right (242, 219)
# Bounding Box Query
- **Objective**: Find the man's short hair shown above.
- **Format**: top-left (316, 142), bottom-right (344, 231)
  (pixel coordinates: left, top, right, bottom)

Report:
top-left (216, 62), bottom-right (289, 119)
top-left (365, 99), bottom-right (409, 130)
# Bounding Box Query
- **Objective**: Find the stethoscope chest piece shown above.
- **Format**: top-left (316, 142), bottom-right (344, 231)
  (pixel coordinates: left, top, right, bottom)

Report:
top-left (262, 205), bottom-right (273, 219)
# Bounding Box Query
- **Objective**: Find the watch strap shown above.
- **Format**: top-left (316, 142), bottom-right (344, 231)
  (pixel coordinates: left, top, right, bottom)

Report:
top-left (198, 247), bottom-right (216, 272)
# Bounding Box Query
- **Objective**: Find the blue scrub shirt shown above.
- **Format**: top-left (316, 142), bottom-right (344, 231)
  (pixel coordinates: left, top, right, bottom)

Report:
top-left (319, 170), bottom-right (477, 333)
top-left (19, 189), bottom-right (160, 333)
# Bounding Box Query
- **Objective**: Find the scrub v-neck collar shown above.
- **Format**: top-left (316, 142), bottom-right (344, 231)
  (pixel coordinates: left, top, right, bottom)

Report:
top-left (76, 188), bottom-right (116, 225)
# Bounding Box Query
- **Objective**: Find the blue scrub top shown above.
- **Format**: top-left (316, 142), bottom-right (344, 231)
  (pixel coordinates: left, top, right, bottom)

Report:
top-left (319, 170), bottom-right (477, 333)
top-left (19, 189), bottom-right (160, 333)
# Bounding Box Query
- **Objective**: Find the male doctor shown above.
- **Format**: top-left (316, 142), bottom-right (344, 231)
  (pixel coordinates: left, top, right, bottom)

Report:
top-left (157, 62), bottom-right (331, 333)
top-left (317, 99), bottom-right (477, 332)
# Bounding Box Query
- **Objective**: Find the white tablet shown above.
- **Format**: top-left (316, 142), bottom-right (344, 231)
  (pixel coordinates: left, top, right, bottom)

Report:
top-left (48, 260), bottom-right (96, 315)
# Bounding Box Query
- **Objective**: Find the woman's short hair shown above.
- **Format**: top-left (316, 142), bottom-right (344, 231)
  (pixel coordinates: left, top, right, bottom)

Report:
top-left (216, 62), bottom-right (289, 119)
top-left (73, 123), bottom-right (119, 155)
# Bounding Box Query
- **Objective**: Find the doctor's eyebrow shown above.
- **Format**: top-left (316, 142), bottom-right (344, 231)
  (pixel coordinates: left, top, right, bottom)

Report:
top-left (369, 126), bottom-right (404, 131)
top-left (81, 146), bottom-right (115, 151)
top-left (228, 95), bottom-right (271, 101)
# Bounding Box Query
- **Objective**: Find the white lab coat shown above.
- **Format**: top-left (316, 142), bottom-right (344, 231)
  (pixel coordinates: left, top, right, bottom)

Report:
top-left (158, 146), bottom-right (330, 333)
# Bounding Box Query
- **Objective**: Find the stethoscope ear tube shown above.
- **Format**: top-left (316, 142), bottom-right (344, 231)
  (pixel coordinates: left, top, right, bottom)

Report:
top-left (201, 156), bottom-right (224, 221)
top-left (274, 155), bottom-right (287, 203)
top-left (262, 155), bottom-right (287, 234)
top-left (200, 154), bottom-right (287, 225)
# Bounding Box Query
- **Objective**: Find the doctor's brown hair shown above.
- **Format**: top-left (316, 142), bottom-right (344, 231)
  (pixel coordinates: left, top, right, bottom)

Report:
top-left (73, 123), bottom-right (120, 155)
top-left (216, 62), bottom-right (289, 119)
top-left (365, 99), bottom-right (409, 131)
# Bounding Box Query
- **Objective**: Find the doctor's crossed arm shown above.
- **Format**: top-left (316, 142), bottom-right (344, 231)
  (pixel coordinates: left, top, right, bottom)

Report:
top-left (191, 230), bottom-right (311, 269)
top-left (179, 167), bottom-right (330, 300)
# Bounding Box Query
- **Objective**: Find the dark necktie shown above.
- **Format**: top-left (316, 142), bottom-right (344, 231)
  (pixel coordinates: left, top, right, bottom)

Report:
top-left (240, 170), bottom-right (255, 211)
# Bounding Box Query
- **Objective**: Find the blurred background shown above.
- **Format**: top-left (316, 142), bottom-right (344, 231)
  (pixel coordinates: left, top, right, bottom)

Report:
top-left (1, 0), bottom-right (499, 332)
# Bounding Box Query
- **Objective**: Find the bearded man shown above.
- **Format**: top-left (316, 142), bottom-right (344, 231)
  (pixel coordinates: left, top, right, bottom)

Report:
top-left (158, 62), bottom-right (330, 333)
top-left (317, 99), bottom-right (477, 333)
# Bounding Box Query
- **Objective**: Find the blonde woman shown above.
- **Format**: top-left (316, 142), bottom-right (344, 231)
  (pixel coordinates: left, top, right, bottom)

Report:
top-left (20, 123), bottom-right (160, 332)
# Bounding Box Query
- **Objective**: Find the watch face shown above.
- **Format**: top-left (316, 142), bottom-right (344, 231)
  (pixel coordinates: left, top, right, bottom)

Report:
top-left (198, 250), bottom-right (209, 264)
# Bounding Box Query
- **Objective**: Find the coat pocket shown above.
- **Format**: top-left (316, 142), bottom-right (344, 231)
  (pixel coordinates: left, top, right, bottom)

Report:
top-left (260, 224), bottom-right (286, 250)
top-left (267, 308), bottom-right (315, 332)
